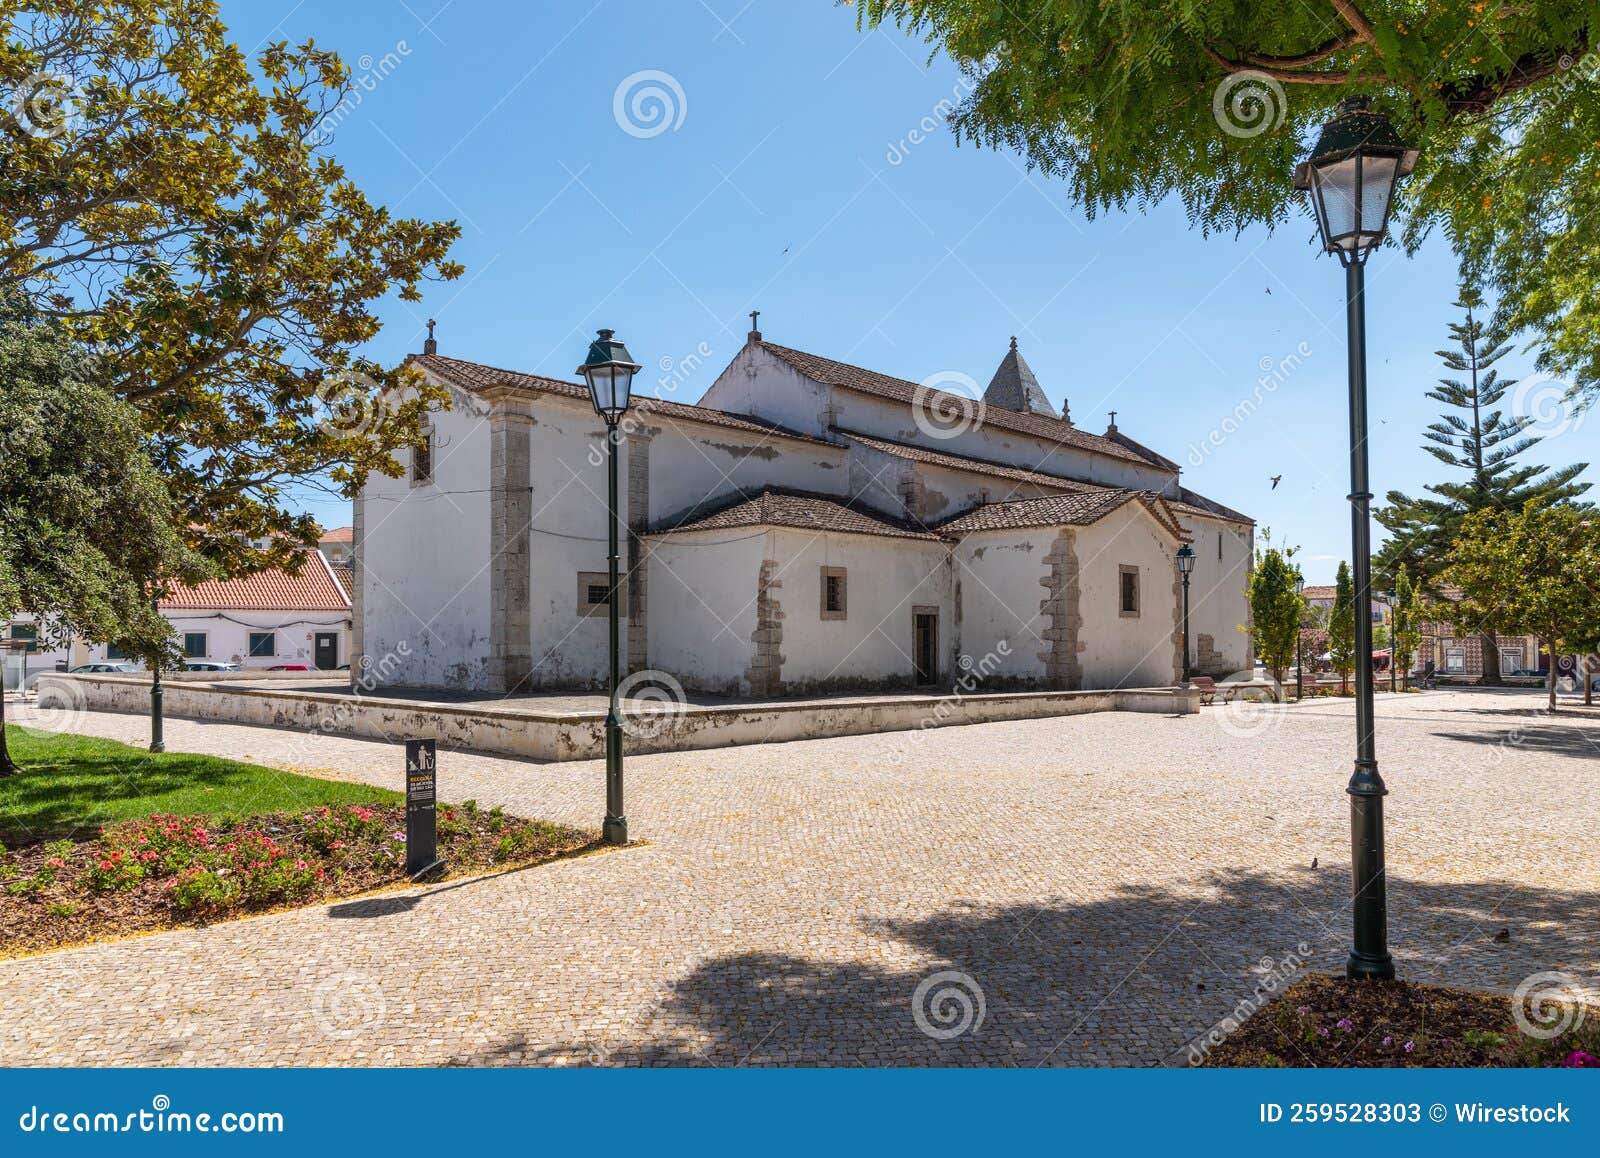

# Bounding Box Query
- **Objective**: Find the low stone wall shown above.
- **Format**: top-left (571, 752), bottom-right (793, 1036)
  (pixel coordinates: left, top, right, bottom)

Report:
top-left (55, 673), bottom-right (1198, 764)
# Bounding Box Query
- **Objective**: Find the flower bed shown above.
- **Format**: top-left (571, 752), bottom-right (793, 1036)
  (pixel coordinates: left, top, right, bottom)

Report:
top-left (1, 800), bottom-right (597, 957)
top-left (1202, 973), bottom-right (1599, 1068)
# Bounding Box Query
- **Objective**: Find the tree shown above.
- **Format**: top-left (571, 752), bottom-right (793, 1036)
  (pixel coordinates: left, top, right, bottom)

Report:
top-left (1441, 504), bottom-right (1600, 711)
top-left (0, 297), bottom-right (203, 771)
top-left (1328, 561), bottom-right (1357, 694)
top-left (856, 2), bottom-right (1600, 404)
top-left (1, 1), bottom-right (463, 575)
top-left (1247, 545), bottom-right (1301, 694)
top-left (1390, 564), bottom-right (1422, 689)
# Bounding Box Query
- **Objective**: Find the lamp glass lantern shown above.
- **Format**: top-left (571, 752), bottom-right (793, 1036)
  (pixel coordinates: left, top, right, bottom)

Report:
top-left (1176, 544), bottom-right (1196, 575)
top-left (577, 328), bottom-right (641, 422)
top-left (1293, 97), bottom-right (1418, 265)
top-left (1295, 572), bottom-right (1306, 596)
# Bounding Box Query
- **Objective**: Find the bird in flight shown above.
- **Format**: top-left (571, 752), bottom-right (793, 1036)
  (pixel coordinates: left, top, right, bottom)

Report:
top-left (1270, 475), bottom-right (1282, 490)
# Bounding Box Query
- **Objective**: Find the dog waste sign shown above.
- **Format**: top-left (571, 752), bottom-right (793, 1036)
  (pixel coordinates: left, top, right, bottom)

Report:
top-left (405, 738), bottom-right (444, 880)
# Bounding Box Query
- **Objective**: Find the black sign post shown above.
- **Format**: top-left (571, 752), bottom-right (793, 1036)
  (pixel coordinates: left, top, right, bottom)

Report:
top-left (404, 738), bottom-right (444, 881)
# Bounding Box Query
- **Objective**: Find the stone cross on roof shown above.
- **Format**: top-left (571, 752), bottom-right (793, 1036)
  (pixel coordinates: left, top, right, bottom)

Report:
top-left (983, 337), bottom-right (1063, 421)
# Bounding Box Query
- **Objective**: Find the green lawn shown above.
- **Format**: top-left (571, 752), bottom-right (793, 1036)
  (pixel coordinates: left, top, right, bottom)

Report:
top-left (0, 726), bottom-right (398, 845)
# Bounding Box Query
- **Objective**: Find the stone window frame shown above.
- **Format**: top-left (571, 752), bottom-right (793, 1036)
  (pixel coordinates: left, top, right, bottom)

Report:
top-left (246, 631), bottom-right (277, 659)
top-left (409, 424), bottom-right (434, 487)
top-left (577, 571), bottom-right (627, 618)
top-left (1118, 564), bottom-right (1141, 618)
top-left (1444, 646), bottom-right (1466, 673)
top-left (819, 566), bottom-right (848, 621)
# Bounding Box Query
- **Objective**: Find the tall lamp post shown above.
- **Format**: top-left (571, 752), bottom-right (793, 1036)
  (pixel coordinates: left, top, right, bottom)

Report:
top-left (578, 328), bottom-right (641, 846)
top-left (1296, 96), bottom-right (1417, 981)
top-left (1176, 544), bottom-right (1195, 683)
top-left (1295, 571), bottom-right (1306, 701)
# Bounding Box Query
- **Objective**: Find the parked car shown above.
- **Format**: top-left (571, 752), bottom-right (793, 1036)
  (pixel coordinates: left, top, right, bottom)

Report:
top-left (69, 662), bottom-right (140, 674)
top-left (266, 663), bottom-right (311, 672)
top-left (183, 661), bottom-right (240, 672)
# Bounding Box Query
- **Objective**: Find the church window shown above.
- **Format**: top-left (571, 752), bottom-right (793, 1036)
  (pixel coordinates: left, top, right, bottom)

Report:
top-left (1119, 565), bottom-right (1140, 617)
top-left (820, 567), bottom-right (847, 620)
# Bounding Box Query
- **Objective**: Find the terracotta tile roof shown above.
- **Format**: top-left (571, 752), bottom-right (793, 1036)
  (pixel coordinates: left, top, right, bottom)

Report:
top-left (936, 490), bottom-right (1188, 540)
top-left (1302, 585), bottom-right (1337, 600)
top-left (330, 564), bottom-right (355, 600)
top-left (649, 487), bottom-right (944, 541)
top-left (159, 554), bottom-right (350, 612)
top-left (318, 525), bottom-right (353, 543)
top-left (408, 353), bottom-right (834, 448)
top-left (759, 342), bottom-right (1153, 466)
top-left (836, 428), bottom-right (1248, 528)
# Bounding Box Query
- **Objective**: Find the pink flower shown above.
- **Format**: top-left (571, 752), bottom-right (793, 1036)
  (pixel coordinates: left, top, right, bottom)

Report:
top-left (1316, 1026), bottom-right (1330, 1038)
top-left (1564, 1050), bottom-right (1600, 1068)
top-left (1336, 1018), bottom-right (1354, 1033)
top-left (1382, 1036), bottom-right (1393, 1048)
top-left (1403, 1041), bottom-right (1415, 1053)
top-left (391, 832), bottom-right (406, 842)
top-left (328, 840), bottom-right (344, 850)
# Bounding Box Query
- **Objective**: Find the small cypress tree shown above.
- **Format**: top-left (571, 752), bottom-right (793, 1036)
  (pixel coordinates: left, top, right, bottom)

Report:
top-left (1391, 565), bottom-right (1423, 691)
top-left (1328, 561), bottom-right (1357, 695)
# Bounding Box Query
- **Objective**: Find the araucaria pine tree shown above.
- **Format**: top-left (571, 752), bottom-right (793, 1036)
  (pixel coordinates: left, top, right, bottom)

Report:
top-left (1328, 562), bottom-right (1357, 696)
top-left (1377, 287), bottom-right (1590, 682)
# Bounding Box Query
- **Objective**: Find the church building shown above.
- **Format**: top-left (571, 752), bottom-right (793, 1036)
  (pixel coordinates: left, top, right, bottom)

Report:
top-left (354, 320), bottom-right (1255, 697)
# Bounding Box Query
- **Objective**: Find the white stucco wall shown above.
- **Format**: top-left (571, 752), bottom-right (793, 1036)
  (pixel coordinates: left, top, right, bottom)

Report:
top-left (1178, 514), bottom-right (1255, 676)
top-left (360, 384), bottom-right (494, 689)
top-left (643, 529), bottom-right (767, 695)
top-left (1073, 502), bottom-right (1182, 689)
top-left (86, 612), bottom-right (350, 670)
top-left (955, 527), bottom-right (1057, 685)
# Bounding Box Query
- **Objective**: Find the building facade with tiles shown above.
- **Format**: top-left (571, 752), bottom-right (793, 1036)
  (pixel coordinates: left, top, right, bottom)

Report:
top-left (355, 325), bottom-right (1256, 696)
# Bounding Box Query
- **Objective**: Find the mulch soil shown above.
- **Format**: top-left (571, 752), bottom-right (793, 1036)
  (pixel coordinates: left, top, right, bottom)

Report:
top-left (1202, 972), bottom-right (1600, 1068)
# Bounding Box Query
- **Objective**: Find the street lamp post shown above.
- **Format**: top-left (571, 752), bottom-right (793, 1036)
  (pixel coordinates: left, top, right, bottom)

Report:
top-left (1176, 544), bottom-right (1195, 684)
top-left (1296, 96), bottom-right (1417, 982)
top-left (1295, 571), bottom-right (1306, 701)
top-left (578, 328), bottom-right (641, 846)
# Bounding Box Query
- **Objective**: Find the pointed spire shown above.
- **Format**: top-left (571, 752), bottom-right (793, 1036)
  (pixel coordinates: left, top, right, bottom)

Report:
top-left (423, 318), bottom-right (437, 356)
top-left (984, 337), bottom-right (1062, 420)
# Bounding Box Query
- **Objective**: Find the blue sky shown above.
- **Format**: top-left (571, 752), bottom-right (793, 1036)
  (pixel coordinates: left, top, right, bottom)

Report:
top-left (228, 0), bottom-right (1598, 584)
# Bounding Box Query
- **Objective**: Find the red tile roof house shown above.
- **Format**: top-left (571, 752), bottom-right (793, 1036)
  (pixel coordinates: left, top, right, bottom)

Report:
top-left (353, 320), bottom-right (1256, 697)
top-left (86, 551), bottom-right (352, 671)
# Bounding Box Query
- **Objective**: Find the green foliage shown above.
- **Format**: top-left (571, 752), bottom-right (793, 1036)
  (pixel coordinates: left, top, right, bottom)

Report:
top-left (1247, 546), bottom-right (1301, 689)
top-left (1441, 504), bottom-right (1600, 709)
top-left (0, 1), bottom-right (463, 575)
top-left (1377, 288), bottom-right (1589, 594)
top-left (1328, 561), bottom-right (1357, 691)
top-left (1391, 565), bottom-right (1423, 685)
top-left (856, 1), bottom-right (1600, 402)
top-left (0, 296), bottom-right (205, 651)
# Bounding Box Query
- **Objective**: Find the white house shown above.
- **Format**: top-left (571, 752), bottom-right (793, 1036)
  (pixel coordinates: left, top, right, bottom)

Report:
top-left (354, 323), bottom-right (1255, 696)
top-left (79, 551), bottom-right (353, 670)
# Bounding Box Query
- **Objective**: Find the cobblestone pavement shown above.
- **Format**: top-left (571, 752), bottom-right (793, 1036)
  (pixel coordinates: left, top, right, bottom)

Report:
top-left (1, 688), bottom-right (1595, 1067)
